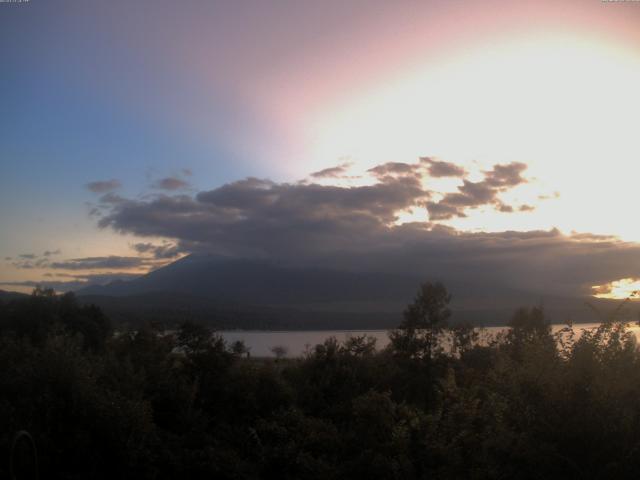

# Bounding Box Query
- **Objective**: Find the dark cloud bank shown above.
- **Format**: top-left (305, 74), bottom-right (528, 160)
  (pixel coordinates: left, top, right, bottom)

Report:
top-left (90, 158), bottom-right (640, 300)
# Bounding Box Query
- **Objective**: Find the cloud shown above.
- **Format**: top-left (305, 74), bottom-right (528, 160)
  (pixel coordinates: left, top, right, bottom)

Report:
top-left (88, 157), bottom-right (640, 299)
top-left (425, 162), bottom-right (530, 220)
top-left (10, 261), bottom-right (39, 269)
top-left (131, 242), bottom-right (181, 259)
top-left (496, 203), bottom-right (514, 213)
top-left (8, 251), bottom-right (148, 272)
top-left (1, 272), bottom-right (141, 293)
top-left (539, 192), bottom-right (561, 201)
top-left (483, 162), bottom-right (528, 188)
top-left (86, 179), bottom-right (121, 193)
top-left (99, 193), bottom-right (127, 205)
top-left (99, 170), bottom-right (433, 260)
top-left (8, 250), bottom-right (63, 269)
top-left (152, 176), bottom-right (190, 191)
top-left (421, 157), bottom-right (466, 177)
top-left (98, 158), bottom-right (527, 257)
top-left (367, 162), bottom-right (420, 179)
top-left (5, 248), bottom-right (170, 291)
top-left (96, 159), bottom-right (536, 266)
top-left (423, 202), bottom-right (464, 221)
top-left (49, 256), bottom-right (150, 270)
top-left (360, 227), bottom-right (640, 298)
top-left (310, 163), bottom-right (353, 179)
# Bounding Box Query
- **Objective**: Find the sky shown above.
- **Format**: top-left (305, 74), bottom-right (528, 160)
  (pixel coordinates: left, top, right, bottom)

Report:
top-left (1, 0), bottom-right (640, 299)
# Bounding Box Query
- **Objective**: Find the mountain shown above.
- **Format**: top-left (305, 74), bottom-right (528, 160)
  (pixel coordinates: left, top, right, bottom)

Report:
top-left (76, 254), bottom-right (421, 328)
top-left (0, 289), bottom-right (29, 302)
top-left (75, 254), bottom-right (635, 329)
top-left (78, 254), bottom-right (420, 305)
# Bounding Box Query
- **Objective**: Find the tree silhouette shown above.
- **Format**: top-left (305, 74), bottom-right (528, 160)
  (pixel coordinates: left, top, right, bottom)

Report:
top-left (271, 345), bottom-right (288, 360)
top-left (390, 281), bottom-right (451, 359)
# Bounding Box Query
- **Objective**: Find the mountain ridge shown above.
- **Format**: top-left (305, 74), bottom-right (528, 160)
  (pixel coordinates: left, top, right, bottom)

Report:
top-left (70, 254), bottom-right (637, 329)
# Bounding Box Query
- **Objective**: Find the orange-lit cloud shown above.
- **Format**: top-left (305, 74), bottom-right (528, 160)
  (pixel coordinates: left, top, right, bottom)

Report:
top-left (593, 278), bottom-right (640, 300)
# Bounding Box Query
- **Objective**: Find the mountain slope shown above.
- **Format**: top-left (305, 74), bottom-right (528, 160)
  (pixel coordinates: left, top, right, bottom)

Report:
top-left (75, 255), bottom-right (634, 328)
top-left (0, 289), bottom-right (29, 302)
top-left (78, 254), bottom-right (423, 306)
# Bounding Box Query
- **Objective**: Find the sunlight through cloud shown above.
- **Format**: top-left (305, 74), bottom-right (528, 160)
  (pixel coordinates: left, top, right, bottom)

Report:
top-left (592, 278), bottom-right (640, 300)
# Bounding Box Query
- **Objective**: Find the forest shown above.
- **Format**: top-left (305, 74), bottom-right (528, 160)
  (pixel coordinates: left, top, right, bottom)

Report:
top-left (2, 283), bottom-right (640, 479)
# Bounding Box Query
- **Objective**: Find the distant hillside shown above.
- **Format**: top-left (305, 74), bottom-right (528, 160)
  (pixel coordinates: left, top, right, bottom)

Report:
top-left (78, 254), bottom-right (421, 305)
top-left (76, 254), bottom-right (419, 328)
top-left (0, 289), bottom-right (29, 302)
top-left (74, 254), bottom-right (640, 329)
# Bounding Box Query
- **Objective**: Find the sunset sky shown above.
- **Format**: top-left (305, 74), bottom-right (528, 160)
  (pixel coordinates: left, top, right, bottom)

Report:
top-left (2, 0), bottom-right (640, 298)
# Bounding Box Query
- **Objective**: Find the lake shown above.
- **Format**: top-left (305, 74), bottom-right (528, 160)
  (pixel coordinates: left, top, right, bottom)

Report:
top-left (219, 322), bottom-right (640, 357)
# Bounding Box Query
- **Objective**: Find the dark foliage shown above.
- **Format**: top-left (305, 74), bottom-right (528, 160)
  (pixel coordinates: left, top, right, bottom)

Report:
top-left (2, 284), bottom-right (640, 478)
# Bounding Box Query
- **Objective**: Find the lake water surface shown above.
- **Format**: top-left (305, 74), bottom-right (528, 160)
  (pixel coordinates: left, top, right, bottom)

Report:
top-left (220, 322), bottom-right (640, 357)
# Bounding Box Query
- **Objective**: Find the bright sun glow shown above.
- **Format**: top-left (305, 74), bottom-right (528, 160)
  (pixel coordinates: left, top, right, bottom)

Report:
top-left (593, 278), bottom-right (640, 300)
top-left (308, 32), bottom-right (640, 238)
